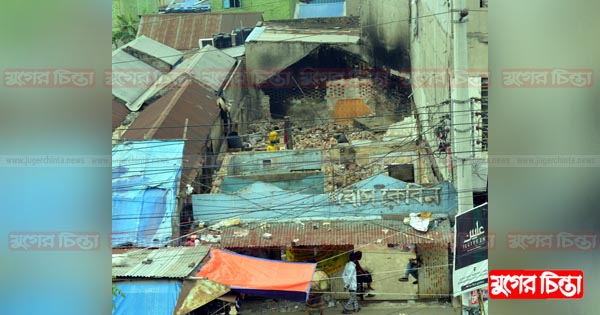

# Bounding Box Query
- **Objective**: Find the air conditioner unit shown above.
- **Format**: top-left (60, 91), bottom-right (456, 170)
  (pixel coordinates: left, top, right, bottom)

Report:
top-left (198, 38), bottom-right (213, 49)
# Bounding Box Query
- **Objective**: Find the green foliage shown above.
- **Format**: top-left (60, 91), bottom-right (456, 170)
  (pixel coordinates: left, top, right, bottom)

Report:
top-left (112, 276), bottom-right (125, 310)
top-left (112, 14), bottom-right (139, 48)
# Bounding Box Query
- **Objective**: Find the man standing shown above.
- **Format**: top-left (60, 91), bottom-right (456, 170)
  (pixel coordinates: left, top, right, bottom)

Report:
top-left (342, 253), bottom-right (360, 314)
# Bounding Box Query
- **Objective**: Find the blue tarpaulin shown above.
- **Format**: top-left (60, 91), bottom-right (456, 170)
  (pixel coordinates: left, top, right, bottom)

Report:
top-left (113, 281), bottom-right (182, 315)
top-left (112, 140), bottom-right (184, 248)
top-left (298, 2), bottom-right (345, 19)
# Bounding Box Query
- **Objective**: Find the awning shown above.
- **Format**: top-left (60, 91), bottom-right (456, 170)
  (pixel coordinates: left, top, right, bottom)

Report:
top-left (197, 248), bottom-right (316, 301)
top-left (173, 279), bottom-right (230, 315)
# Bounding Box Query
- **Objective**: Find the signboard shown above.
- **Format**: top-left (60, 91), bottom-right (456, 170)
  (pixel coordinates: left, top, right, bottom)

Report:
top-left (453, 203), bottom-right (488, 296)
top-left (193, 174), bottom-right (459, 223)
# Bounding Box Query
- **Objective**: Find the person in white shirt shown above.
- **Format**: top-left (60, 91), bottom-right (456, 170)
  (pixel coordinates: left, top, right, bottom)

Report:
top-left (342, 252), bottom-right (360, 313)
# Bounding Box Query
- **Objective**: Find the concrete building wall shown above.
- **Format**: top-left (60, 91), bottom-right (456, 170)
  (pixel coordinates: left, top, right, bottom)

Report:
top-left (409, 0), bottom-right (488, 181)
top-left (359, 0), bottom-right (411, 70)
top-left (229, 150), bottom-right (323, 175)
top-left (223, 59), bottom-right (250, 132)
top-left (345, 0), bottom-right (361, 17)
top-left (211, 0), bottom-right (295, 20)
top-left (220, 172), bottom-right (325, 194)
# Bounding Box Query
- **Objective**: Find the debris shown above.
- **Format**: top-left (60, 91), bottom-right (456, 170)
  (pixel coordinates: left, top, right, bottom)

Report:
top-left (200, 234), bottom-right (221, 243)
top-left (233, 230), bottom-right (249, 237)
top-left (262, 233), bottom-right (273, 239)
top-left (408, 213), bottom-right (430, 232)
top-left (210, 218), bottom-right (242, 230)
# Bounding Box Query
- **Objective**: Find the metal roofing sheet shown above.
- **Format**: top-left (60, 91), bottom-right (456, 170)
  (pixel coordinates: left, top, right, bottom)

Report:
top-left (125, 45), bottom-right (235, 111)
top-left (122, 79), bottom-right (220, 194)
top-left (212, 220), bottom-right (453, 248)
top-left (111, 50), bottom-right (162, 104)
top-left (298, 2), bottom-right (346, 19)
top-left (245, 26), bottom-right (265, 42)
top-left (124, 35), bottom-right (184, 66)
top-left (113, 281), bottom-right (182, 315)
top-left (253, 18), bottom-right (359, 43)
top-left (112, 140), bottom-right (185, 248)
top-left (182, 45), bottom-right (237, 91)
top-left (138, 12), bottom-right (263, 51)
top-left (112, 99), bottom-right (130, 131)
top-left (256, 33), bottom-right (359, 44)
top-left (112, 246), bottom-right (210, 278)
top-left (221, 45), bottom-right (246, 58)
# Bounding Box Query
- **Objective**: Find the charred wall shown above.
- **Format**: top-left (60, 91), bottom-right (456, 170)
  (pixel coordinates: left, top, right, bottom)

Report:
top-left (360, 0), bottom-right (411, 70)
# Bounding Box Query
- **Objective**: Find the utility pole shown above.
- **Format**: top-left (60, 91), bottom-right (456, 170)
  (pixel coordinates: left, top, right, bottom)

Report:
top-left (451, 0), bottom-right (473, 215)
top-left (451, 0), bottom-right (474, 312)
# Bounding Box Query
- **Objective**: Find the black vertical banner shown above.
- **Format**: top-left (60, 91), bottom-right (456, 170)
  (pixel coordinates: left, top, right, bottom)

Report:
top-left (453, 203), bottom-right (489, 295)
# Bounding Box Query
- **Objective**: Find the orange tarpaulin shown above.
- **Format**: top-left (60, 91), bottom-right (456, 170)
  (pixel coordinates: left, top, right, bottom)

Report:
top-left (197, 248), bottom-right (316, 301)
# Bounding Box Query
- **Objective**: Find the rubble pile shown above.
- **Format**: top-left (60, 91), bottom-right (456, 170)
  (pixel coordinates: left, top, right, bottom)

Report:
top-left (212, 120), bottom-right (389, 193)
top-left (244, 119), bottom-right (382, 150)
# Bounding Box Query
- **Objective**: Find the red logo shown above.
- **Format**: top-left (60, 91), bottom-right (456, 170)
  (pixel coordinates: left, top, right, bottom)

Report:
top-left (489, 270), bottom-right (583, 299)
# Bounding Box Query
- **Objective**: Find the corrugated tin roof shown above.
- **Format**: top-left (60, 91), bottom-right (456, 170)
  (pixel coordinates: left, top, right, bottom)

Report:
top-left (211, 220), bottom-right (453, 248)
top-left (122, 35), bottom-right (184, 67)
top-left (112, 99), bottom-right (130, 131)
top-left (125, 45), bottom-right (235, 111)
top-left (111, 50), bottom-right (162, 104)
top-left (254, 17), bottom-right (360, 43)
top-left (112, 246), bottom-right (210, 278)
top-left (178, 45), bottom-right (236, 92)
top-left (138, 12), bottom-right (263, 51)
top-left (221, 45), bottom-right (246, 58)
top-left (122, 79), bottom-right (221, 194)
top-left (298, 2), bottom-right (346, 19)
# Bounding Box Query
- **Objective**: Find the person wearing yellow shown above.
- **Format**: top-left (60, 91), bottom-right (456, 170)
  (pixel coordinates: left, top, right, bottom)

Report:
top-left (267, 126), bottom-right (279, 151)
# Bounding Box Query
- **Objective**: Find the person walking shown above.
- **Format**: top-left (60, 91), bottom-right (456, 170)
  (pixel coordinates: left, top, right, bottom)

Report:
top-left (342, 253), bottom-right (360, 314)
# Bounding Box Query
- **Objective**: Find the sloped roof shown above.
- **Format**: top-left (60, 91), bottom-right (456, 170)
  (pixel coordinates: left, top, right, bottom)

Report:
top-left (125, 45), bottom-right (235, 111)
top-left (138, 12), bottom-right (263, 51)
top-left (211, 219), bottom-right (453, 248)
top-left (221, 45), bottom-right (246, 58)
top-left (112, 246), bottom-right (210, 278)
top-left (122, 79), bottom-right (221, 194)
top-left (122, 35), bottom-right (184, 67)
top-left (111, 50), bottom-right (162, 104)
top-left (112, 140), bottom-right (185, 248)
top-left (113, 99), bottom-right (130, 131)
